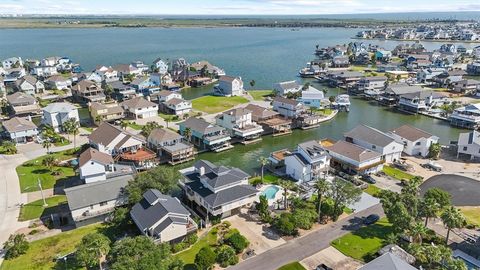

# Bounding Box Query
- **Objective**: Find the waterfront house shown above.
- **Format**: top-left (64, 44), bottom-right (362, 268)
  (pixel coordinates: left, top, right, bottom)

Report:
top-left (42, 102), bottom-right (80, 132)
top-left (179, 160), bottom-right (258, 219)
top-left (131, 61), bottom-right (149, 73)
top-left (327, 71), bottom-right (365, 88)
top-left (355, 76), bottom-right (387, 95)
top-left (45, 75), bottom-right (71, 90)
top-left (457, 130), bottom-right (480, 160)
top-left (375, 50), bottom-right (392, 62)
top-left (1, 117), bottom-right (38, 144)
top-left (406, 54), bottom-right (432, 70)
top-left (379, 84), bottom-right (425, 106)
top-left (179, 117), bottom-right (232, 152)
top-left (108, 81), bottom-right (137, 101)
top-left (3, 67), bottom-right (26, 83)
top-left (298, 86), bottom-right (327, 108)
top-left (71, 80), bottom-right (106, 103)
top-left (6, 92), bottom-right (41, 116)
top-left (285, 140), bottom-right (330, 183)
top-left (85, 72), bottom-right (102, 83)
top-left (93, 66), bottom-right (118, 82)
top-left (113, 64), bottom-right (142, 81)
top-left (153, 91), bottom-right (192, 116)
top-left (2, 57), bottom-right (23, 69)
top-left (449, 104), bottom-right (480, 129)
top-left (345, 125), bottom-right (404, 163)
top-left (467, 62), bottom-right (480, 76)
top-left (272, 96), bottom-right (306, 119)
top-left (14, 75), bottom-right (45, 95)
top-left (359, 252), bottom-right (418, 270)
top-left (190, 60), bottom-right (225, 77)
top-left (78, 147), bottom-right (115, 183)
top-left (432, 70), bottom-right (466, 88)
top-left (121, 97), bottom-right (158, 119)
top-left (273, 81), bottom-right (302, 96)
top-left (389, 125), bottom-right (439, 158)
top-left (131, 76), bottom-right (159, 95)
top-left (397, 91), bottom-right (447, 113)
top-left (377, 63), bottom-right (402, 73)
top-left (325, 140), bottom-right (384, 175)
top-left (31, 65), bottom-right (58, 77)
top-left (215, 108), bottom-right (264, 143)
top-left (65, 175), bottom-right (132, 227)
top-left (416, 68), bottom-right (446, 84)
top-left (214, 76), bottom-right (244, 96)
top-left (89, 102), bottom-right (125, 125)
top-left (331, 56), bottom-right (350, 68)
top-left (453, 79), bottom-right (480, 94)
top-left (131, 189), bottom-right (197, 243)
top-left (244, 104), bottom-right (292, 136)
top-left (153, 58), bottom-right (169, 75)
top-left (147, 128), bottom-right (195, 165)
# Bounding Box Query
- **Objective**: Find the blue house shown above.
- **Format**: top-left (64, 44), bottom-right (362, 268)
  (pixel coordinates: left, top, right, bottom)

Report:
top-left (131, 76), bottom-right (160, 95)
top-left (297, 86), bottom-right (326, 108)
top-left (178, 117), bottom-right (232, 152)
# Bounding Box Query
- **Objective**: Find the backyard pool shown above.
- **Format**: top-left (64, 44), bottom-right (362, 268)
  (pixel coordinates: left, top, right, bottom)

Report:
top-left (261, 185), bottom-right (280, 200)
top-left (454, 250), bottom-right (480, 270)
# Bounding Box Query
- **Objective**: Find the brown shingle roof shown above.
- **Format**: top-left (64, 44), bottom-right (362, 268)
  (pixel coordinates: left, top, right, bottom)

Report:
top-left (165, 98), bottom-right (187, 106)
top-left (244, 104), bottom-right (278, 119)
top-left (390, 125), bottom-right (434, 142)
top-left (2, 117), bottom-right (37, 133)
top-left (148, 128), bottom-right (182, 143)
top-left (121, 97), bottom-right (157, 110)
top-left (78, 147), bottom-right (114, 167)
top-left (273, 96), bottom-right (301, 107)
top-left (327, 140), bottom-right (381, 163)
top-left (6, 92), bottom-right (36, 105)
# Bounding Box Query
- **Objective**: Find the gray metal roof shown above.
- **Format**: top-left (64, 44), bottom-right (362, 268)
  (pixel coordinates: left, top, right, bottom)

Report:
top-left (359, 253), bottom-right (417, 270)
top-left (181, 117), bottom-right (225, 135)
top-left (65, 175), bottom-right (132, 210)
top-left (344, 125), bottom-right (396, 148)
top-left (184, 180), bottom-right (258, 208)
top-left (191, 160), bottom-right (250, 189)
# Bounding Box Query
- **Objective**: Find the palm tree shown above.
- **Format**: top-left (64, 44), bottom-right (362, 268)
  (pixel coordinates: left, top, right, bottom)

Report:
top-left (249, 80), bottom-right (256, 89)
top-left (184, 127), bottom-right (192, 142)
top-left (120, 120), bottom-right (129, 130)
top-left (95, 115), bottom-right (103, 125)
top-left (42, 139), bottom-right (52, 154)
top-left (408, 223), bottom-right (428, 244)
top-left (70, 120), bottom-right (79, 150)
top-left (441, 206), bottom-right (466, 244)
top-left (1, 141), bottom-right (17, 155)
top-left (313, 179), bottom-right (329, 223)
top-left (258, 157), bottom-right (268, 182)
top-left (428, 143), bottom-right (442, 159)
top-left (165, 118), bottom-right (171, 128)
top-left (278, 179), bottom-right (295, 210)
top-left (420, 198), bottom-right (440, 227)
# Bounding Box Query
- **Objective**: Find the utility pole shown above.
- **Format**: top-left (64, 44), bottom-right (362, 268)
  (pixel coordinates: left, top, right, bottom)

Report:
top-left (38, 178), bottom-right (47, 207)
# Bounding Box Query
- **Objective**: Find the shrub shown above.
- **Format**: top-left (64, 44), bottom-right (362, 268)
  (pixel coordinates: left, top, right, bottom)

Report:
top-left (273, 212), bottom-right (298, 236)
top-left (216, 245), bottom-right (238, 267)
top-left (3, 234), bottom-right (29, 259)
top-left (225, 231), bottom-right (249, 254)
top-left (172, 242), bottom-right (188, 253)
top-left (185, 233), bottom-right (198, 245)
top-left (195, 246), bottom-right (216, 270)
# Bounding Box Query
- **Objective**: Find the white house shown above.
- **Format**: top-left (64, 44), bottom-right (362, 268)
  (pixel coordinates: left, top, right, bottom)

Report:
top-left (298, 86), bottom-right (326, 108)
top-left (88, 122), bottom-right (145, 155)
top-left (94, 66), bottom-right (118, 82)
top-left (273, 81), bottom-right (302, 96)
top-left (78, 148), bottom-right (115, 183)
top-left (2, 57), bottom-right (23, 69)
top-left (121, 97), bottom-right (158, 119)
top-left (15, 75), bottom-right (45, 95)
top-left (356, 76), bottom-right (387, 92)
top-left (214, 76), bottom-right (244, 96)
top-left (389, 125), bottom-right (439, 158)
top-left (215, 108), bottom-right (264, 142)
top-left (2, 117), bottom-right (38, 144)
top-left (272, 96), bottom-right (306, 118)
top-left (457, 130), bottom-right (480, 160)
top-left (31, 66), bottom-right (58, 77)
top-left (285, 140), bottom-right (330, 183)
top-left (397, 91), bottom-right (447, 113)
top-left (449, 103), bottom-right (480, 130)
top-left (163, 98), bottom-right (192, 116)
top-left (45, 75), bottom-right (71, 90)
top-left (42, 102), bottom-right (79, 132)
top-left (325, 140), bottom-right (384, 175)
top-left (130, 189), bottom-right (197, 243)
top-left (344, 125), bottom-right (404, 163)
top-left (153, 58), bottom-right (169, 75)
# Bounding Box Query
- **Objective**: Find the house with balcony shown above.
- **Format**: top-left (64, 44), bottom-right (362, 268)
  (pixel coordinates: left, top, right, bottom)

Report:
top-left (6, 92), bottom-right (41, 116)
top-left (14, 75), bottom-right (45, 95)
top-left (147, 128), bottom-right (195, 165)
top-left (89, 102), bottom-right (125, 125)
top-left (324, 140), bottom-right (384, 175)
top-left (121, 97), bottom-right (158, 119)
top-left (345, 125), bottom-right (404, 163)
top-left (397, 90), bottom-right (447, 113)
top-left (298, 86), bottom-right (327, 108)
top-left (457, 130), bottom-right (480, 160)
top-left (285, 140), bottom-right (330, 183)
top-left (179, 117), bottom-right (232, 152)
top-left (215, 108), bottom-right (264, 143)
top-left (1, 117), bottom-right (38, 144)
top-left (153, 58), bottom-right (169, 75)
top-left (131, 76), bottom-right (160, 95)
top-left (113, 64), bottom-right (142, 81)
top-left (78, 147), bottom-right (115, 183)
top-left (379, 84), bottom-right (425, 106)
top-left (449, 104), bottom-right (480, 129)
top-left (244, 104), bottom-right (292, 136)
top-left (71, 80), bottom-right (106, 103)
top-left (45, 75), bottom-right (71, 90)
top-left (179, 160), bottom-right (258, 219)
top-left (272, 96), bottom-right (306, 119)
top-left (273, 81), bottom-right (302, 96)
top-left (389, 125), bottom-right (439, 158)
top-left (31, 65), bottom-right (58, 77)
top-left (65, 175), bottom-right (133, 227)
top-left (131, 189), bottom-right (197, 243)
top-left (42, 102), bottom-right (79, 132)
top-left (355, 76), bottom-right (387, 95)
top-left (214, 76), bottom-right (244, 97)
top-left (453, 79), bottom-right (480, 94)
top-left (93, 66), bottom-right (118, 82)
top-left (108, 81), bottom-right (137, 101)
top-left (416, 68), bottom-right (446, 84)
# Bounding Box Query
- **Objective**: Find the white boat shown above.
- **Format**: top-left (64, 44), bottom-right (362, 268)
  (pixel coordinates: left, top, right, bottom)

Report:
top-left (333, 94), bottom-right (351, 112)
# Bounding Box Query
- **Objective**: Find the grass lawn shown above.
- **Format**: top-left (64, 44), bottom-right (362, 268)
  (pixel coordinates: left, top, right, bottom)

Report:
top-left (19, 195), bottom-right (67, 221)
top-left (159, 112), bottom-right (181, 122)
top-left (249, 174), bottom-right (281, 185)
top-left (383, 165), bottom-right (416, 181)
top-left (312, 108), bottom-right (334, 116)
top-left (249, 90), bottom-right (274, 101)
top-left (175, 228), bottom-right (218, 267)
top-left (77, 107), bottom-right (91, 122)
top-left (331, 218), bottom-right (393, 262)
top-left (81, 126), bottom-right (94, 133)
top-left (460, 207), bottom-right (480, 227)
top-left (127, 122), bottom-right (144, 130)
top-left (17, 150), bottom-right (77, 193)
top-left (38, 99), bottom-right (52, 108)
top-left (53, 139), bottom-right (71, 147)
top-left (0, 223), bottom-right (104, 270)
top-left (350, 65), bottom-right (369, 72)
top-left (277, 262), bottom-right (306, 270)
top-left (192, 96), bottom-right (249, 114)
top-left (364, 185), bottom-right (382, 197)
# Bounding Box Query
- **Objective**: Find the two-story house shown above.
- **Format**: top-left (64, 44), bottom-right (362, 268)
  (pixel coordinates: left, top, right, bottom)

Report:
top-left (2, 117), bottom-right (38, 144)
top-left (355, 76), bottom-right (387, 95)
top-left (131, 189), bottom-right (197, 243)
top-left (325, 140), bottom-right (384, 175)
top-left (453, 79), bottom-right (480, 94)
top-left (179, 117), bottom-right (232, 152)
top-left (14, 75), bottom-right (45, 95)
top-left (215, 108), bottom-right (264, 143)
top-left (244, 104), bottom-right (292, 136)
top-left (6, 92), bottom-right (41, 116)
top-left (214, 76), bottom-right (244, 97)
top-left (78, 147), bottom-right (115, 183)
top-left (179, 160), bottom-right (258, 219)
top-left (71, 80), bottom-right (106, 103)
top-left (273, 81), bottom-right (302, 96)
top-left (272, 96), bottom-right (306, 119)
top-left (457, 130), bottom-right (480, 160)
top-left (42, 102), bottom-right (79, 132)
top-left (397, 91), bottom-right (447, 113)
top-left (285, 140), bottom-right (330, 183)
top-left (108, 81), bottom-right (137, 101)
top-left (93, 66), bottom-right (118, 82)
top-left (147, 128), bottom-right (195, 165)
top-left (389, 125), bottom-right (439, 158)
top-left (89, 102), bottom-right (125, 125)
top-left (449, 104), bottom-right (480, 130)
top-left (45, 75), bottom-right (71, 90)
top-left (344, 125), bottom-right (404, 163)
top-left (153, 58), bottom-right (169, 75)
top-left (297, 86), bottom-right (327, 108)
top-left (121, 97), bottom-right (158, 119)
top-left (154, 90), bottom-right (192, 116)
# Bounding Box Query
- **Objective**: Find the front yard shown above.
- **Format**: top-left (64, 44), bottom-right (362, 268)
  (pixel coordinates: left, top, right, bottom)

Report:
top-left (460, 206), bottom-right (480, 227)
top-left (249, 174), bottom-right (281, 185)
top-left (192, 95), bottom-right (249, 114)
top-left (383, 165), bottom-right (416, 181)
top-left (248, 90), bottom-right (274, 101)
top-left (364, 185), bottom-right (382, 197)
top-left (175, 228), bottom-right (218, 267)
top-left (277, 262), bottom-right (306, 270)
top-left (19, 195), bottom-right (67, 221)
top-left (331, 218), bottom-right (393, 262)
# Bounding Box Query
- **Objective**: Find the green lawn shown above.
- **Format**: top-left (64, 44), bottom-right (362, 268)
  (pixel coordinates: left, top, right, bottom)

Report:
top-left (192, 96), bottom-right (249, 114)
top-left (77, 107), bottom-right (91, 122)
top-left (175, 228), bottom-right (218, 267)
top-left (383, 165), bottom-right (416, 181)
top-left (128, 122), bottom-right (144, 130)
top-left (159, 112), bottom-right (181, 122)
top-left (350, 65), bottom-right (369, 72)
top-left (460, 207), bottom-right (480, 227)
top-left (331, 218), bottom-right (393, 262)
top-left (277, 262), bottom-right (306, 270)
top-left (38, 99), bottom-right (52, 108)
top-left (249, 174), bottom-right (281, 185)
top-left (16, 150), bottom-right (77, 193)
top-left (19, 195), bottom-right (67, 221)
top-left (249, 90), bottom-right (274, 101)
top-left (364, 185), bottom-right (382, 197)
top-left (0, 223), bottom-right (103, 270)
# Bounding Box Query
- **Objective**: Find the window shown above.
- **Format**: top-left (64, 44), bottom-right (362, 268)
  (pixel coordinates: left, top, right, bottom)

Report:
top-left (415, 141), bottom-right (421, 146)
top-left (463, 146), bottom-right (468, 151)
top-left (372, 145), bottom-right (376, 149)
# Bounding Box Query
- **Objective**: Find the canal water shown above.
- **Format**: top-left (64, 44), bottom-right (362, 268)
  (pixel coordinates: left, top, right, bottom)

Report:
top-left (0, 27), bottom-right (469, 173)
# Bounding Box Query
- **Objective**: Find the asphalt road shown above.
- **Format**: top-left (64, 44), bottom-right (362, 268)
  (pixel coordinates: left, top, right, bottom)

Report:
top-left (229, 204), bottom-right (384, 270)
top-left (420, 174), bottom-right (480, 206)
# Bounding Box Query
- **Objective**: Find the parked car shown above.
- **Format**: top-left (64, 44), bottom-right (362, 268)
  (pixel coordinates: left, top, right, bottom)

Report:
top-left (363, 214), bottom-right (380, 225)
top-left (422, 161), bottom-right (443, 172)
top-left (361, 175), bottom-right (376, 184)
top-left (316, 264), bottom-right (333, 270)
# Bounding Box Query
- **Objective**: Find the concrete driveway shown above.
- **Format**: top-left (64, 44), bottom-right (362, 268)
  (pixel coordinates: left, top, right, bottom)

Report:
top-left (300, 246), bottom-right (363, 270)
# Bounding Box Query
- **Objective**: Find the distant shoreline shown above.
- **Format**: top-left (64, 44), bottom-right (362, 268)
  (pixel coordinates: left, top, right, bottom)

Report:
top-left (352, 37), bottom-right (480, 44)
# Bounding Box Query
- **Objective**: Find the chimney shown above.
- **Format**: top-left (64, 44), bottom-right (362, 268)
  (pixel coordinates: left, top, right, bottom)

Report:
top-left (27, 115), bottom-right (32, 122)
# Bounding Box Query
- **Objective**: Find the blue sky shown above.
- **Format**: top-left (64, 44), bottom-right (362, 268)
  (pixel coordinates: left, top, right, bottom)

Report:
top-left (1, 0), bottom-right (480, 15)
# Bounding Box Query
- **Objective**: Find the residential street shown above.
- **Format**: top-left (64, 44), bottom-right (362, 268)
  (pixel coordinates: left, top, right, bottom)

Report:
top-left (230, 204), bottom-right (384, 270)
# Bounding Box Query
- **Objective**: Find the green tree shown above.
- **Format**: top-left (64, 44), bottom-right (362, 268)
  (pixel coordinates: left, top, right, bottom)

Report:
top-left (41, 136), bottom-right (52, 154)
top-left (258, 157), bottom-right (268, 182)
top-left (225, 231), bottom-right (249, 254)
top-left (141, 121), bottom-right (161, 137)
top-left (42, 155), bottom-right (57, 169)
top-left (64, 118), bottom-right (79, 150)
top-left (292, 207), bottom-right (318, 230)
top-left (120, 120), bottom-right (129, 130)
top-left (278, 179), bottom-right (295, 210)
top-left (329, 178), bottom-right (362, 221)
top-left (108, 207), bottom-right (133, 235)
top-left (313, 179), bottom-right (330, 223)
top-left (441, 206), bottom-right (466, 244)
top-left (407, 222), bottom-right (427, 244)
top-left (76, 233), bottom-right (111, 269)
top-left (428, 143), bottom-right (442, 159)
top-left (95, 115), bottom-right (103, 125)
top-left (183, 127), bottom-right (192, 142)
top-left (104, 84), bottom-right (114, 100)
top-left (1, 141), bottom-right (17, 155)
top-left (387, 201), bottom-right (414, 233)
top-left (273, 212), bottom-right (297, 236)
top-left (424, 187), bottom-right (451, 209)
top-left (3, 234), bottom-right (29, 259)
top-left (419, 197), bottom-right (440, 227)
top-left (195, 246), bottom-right (216, 270)
top-left (216, 245), bottom-right (238, 267)
top-left (125, 166), bottom-right (180, 204)
top-left (256, 195), bottom-right (270, 222)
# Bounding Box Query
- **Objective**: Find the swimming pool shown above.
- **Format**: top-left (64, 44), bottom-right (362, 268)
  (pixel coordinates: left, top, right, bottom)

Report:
top-left (261, 186), bottom-right (280, 200)
top-left (454, 250), bottom-right (480, 270)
